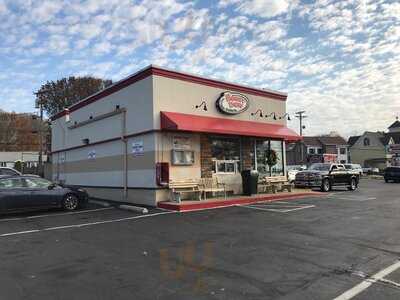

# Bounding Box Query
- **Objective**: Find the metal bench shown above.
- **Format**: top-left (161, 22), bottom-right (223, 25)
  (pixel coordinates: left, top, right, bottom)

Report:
top-left (199, 177), bottom-right (226, 200)
top-left (168, 179), bottom-right (202, 203)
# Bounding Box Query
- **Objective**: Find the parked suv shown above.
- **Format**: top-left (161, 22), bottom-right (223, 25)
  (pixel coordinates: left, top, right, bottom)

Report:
top-left (295, 163), bottom-right (359, 192)
top-left (344, 164), bottom-right (363, 176)
top-left (384, 167), bottom-right (400, 183)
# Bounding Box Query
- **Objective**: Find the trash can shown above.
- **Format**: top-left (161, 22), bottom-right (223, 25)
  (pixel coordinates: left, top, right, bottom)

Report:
top-left (241, 170), bottom-right (259, 196)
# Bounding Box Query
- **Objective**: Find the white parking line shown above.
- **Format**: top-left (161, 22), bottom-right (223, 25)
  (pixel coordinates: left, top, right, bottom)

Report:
top-left (238, 204), bottom-right (315, 213)
top-left (0, 211), bottom-right (176, 238)
top-left (329, 196), bottom-right (376, 201)
top-left (0, 207), bottom-right (114, 222)
top-left (333, 260), bottom-right (400, 300)
top-left (338, 197), bottom-right (376, 202)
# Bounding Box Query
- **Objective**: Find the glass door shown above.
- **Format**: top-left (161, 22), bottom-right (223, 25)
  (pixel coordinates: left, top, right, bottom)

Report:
top-left (255, 139), bottom-right (284, 177)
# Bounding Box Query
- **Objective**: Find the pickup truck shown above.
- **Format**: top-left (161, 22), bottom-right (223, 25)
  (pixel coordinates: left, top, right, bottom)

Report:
top-left (295, 163), bottom-right (359, 192)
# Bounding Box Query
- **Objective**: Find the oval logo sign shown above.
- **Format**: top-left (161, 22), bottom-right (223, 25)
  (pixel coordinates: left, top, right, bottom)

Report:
top-left (216, 92), bottom-right (249, 115)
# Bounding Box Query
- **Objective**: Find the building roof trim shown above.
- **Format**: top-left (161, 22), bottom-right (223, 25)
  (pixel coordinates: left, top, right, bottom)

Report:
top-left (50, 65), bottom-right (287, 121)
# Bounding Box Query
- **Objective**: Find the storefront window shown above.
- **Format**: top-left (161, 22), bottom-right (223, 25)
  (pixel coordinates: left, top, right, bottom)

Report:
top-left (255, 139), bottom-right (284, 176)
top-left (210, 137), bottom-right (240, 174)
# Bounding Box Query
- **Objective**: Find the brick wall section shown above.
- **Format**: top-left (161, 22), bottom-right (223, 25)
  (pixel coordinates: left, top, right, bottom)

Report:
top-left (200, 135), bottom-right (255, 177)
top-left (200, 134), bottom-right (213, 178)
top-left (241, 137), bottom-right (254, 170)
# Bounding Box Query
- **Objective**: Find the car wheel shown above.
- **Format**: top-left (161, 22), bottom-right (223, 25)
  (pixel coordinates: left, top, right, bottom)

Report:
top-left (321, 179), bottom-right (330, 192)
top-left (348, 178), bottom-right (357, 191)
top-left (384, 178), bottom-right (389, 183)
top-left (63, 194), bottom-right (79, 211)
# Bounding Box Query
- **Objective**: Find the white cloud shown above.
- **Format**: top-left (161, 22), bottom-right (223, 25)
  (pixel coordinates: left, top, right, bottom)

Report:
top-left (0, 0), bottom-right (8, 14)
top-left (172, 9), bottom-right (209, 32)
top-left (92, 41), bottom-right (113, 55)
top-left (31, 1), bottom-right (63, 23)
top-left (238, 0), bottom-right (289, 18)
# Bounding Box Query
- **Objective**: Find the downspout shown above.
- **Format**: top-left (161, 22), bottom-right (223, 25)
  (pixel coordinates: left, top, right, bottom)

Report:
top-left (121, 109), bottom-right (128, 200)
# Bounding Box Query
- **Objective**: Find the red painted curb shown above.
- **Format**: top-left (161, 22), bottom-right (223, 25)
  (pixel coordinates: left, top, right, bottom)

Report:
top-left (157, 192), bottom-right (324, 212)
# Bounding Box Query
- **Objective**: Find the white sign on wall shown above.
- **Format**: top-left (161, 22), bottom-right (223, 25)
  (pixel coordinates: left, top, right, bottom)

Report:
top-left (132, 141), bottom-right (144, 156)
top-left (88, 150), bottom-right (96, 160)
top-left (173, 136), bottom-right (191, 150)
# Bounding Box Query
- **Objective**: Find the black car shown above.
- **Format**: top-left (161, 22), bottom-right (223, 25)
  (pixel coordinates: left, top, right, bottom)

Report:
top-left (295, 163), bottom-right (359, 192)
top-left (384, 167), bottom-right (400, 183)
top-left (0, 176), bottom-right (88, 213)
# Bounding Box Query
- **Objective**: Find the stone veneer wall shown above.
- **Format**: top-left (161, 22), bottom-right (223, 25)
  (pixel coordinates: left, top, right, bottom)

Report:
top-left (241, 137), bottom-right (254, 171)
top-left (200, 134), bottom-right (256, 178)
top-left (200, 134), bottom-right (213, 178)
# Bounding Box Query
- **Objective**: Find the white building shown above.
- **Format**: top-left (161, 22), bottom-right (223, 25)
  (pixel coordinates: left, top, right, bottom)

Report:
top-left (0, 152), bottom-right (46, 168)
top-left (51, 65), bottom-right (300, 206)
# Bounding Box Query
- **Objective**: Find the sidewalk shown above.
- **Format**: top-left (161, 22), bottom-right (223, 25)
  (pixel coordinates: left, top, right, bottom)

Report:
top-left (158, 189), bottom-right (324, 212)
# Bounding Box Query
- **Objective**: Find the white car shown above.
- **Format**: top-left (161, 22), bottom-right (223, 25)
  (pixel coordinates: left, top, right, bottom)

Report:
top-left (344, 164), bottom-right (363, 176)
top-left (287, 166), bottom-right (306, 182)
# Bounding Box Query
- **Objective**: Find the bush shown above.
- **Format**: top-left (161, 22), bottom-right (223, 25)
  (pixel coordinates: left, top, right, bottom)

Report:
top-left (14, 160), bottom-right (26, 173)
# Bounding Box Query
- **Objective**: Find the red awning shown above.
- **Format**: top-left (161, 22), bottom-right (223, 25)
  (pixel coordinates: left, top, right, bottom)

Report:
top-left (160, 111), bottom-right (302, 142)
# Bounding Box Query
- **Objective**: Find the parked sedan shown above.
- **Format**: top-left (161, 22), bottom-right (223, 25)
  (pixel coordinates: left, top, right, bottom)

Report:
top-left (384, 167), bottom-right (400, 183)
top-left (0, 167), bottom-right (22, 176)
top-left (0, 176), bottom-right (88, 213)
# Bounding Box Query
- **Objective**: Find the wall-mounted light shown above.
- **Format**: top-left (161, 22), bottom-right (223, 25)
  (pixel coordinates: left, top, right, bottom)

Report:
top-left (195, 101), bottom-right (208, 111)
top-left (251, 109), bottom-right (263, 117)
top-left (265, 112), bottom-right (277, 120)
top-left (64, 108), bottom-right (70, 123)
top-left (279, 113), bottom-right (291, 121)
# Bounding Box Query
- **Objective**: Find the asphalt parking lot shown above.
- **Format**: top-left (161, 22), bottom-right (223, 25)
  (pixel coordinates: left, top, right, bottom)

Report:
top-left (1, 179), bottom-right (400, 300)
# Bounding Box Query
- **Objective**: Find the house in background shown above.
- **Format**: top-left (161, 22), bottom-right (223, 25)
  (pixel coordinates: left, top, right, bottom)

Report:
top-left (0, 152), bottom-right (47, 169)
top-left (348, 119), bottom-right (400, 169)
top-left (0, 111), bottom-right (47, 173)
top-left (286, 134), bottom-right (349, 165)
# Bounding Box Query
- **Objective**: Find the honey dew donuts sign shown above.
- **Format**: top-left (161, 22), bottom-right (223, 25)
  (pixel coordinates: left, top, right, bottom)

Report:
top-left (216, 91), bottom-right (249, 115)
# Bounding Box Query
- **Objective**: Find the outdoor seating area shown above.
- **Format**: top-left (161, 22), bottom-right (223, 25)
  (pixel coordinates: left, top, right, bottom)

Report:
top-left (168, 175), bottom-right (294, 203)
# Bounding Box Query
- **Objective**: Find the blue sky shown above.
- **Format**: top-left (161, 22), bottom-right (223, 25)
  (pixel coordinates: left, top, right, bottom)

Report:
top-left (0, 0), bottom-right (399, 137)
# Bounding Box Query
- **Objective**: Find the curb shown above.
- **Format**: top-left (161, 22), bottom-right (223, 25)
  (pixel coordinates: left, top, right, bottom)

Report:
top-left (89, 200), bottom-right (112, 207)
top-left (158, 192), bottom-right (323, 212)
top-left (119, 204), bottom-right (149, 214)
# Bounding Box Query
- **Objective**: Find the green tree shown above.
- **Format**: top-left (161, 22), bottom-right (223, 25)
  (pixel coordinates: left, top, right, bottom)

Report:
top-left (35, 76), bottom-right (113, 116)
top-left (14, 160), bottom-right (25, 173)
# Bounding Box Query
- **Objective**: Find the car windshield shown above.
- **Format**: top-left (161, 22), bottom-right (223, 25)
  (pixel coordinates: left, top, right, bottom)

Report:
top-left (344, 165), bottom-right (352, 169)
top-left (309, 163), bottom-right (331, 171)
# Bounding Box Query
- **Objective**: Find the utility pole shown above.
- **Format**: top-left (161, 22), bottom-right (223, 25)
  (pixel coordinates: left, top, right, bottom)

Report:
top-left (295, 111), bottom-right (307, 136)
top-left (295, 111), bottom-right (307, 165)
top-left (34, 90), bottom-right (47, 176)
